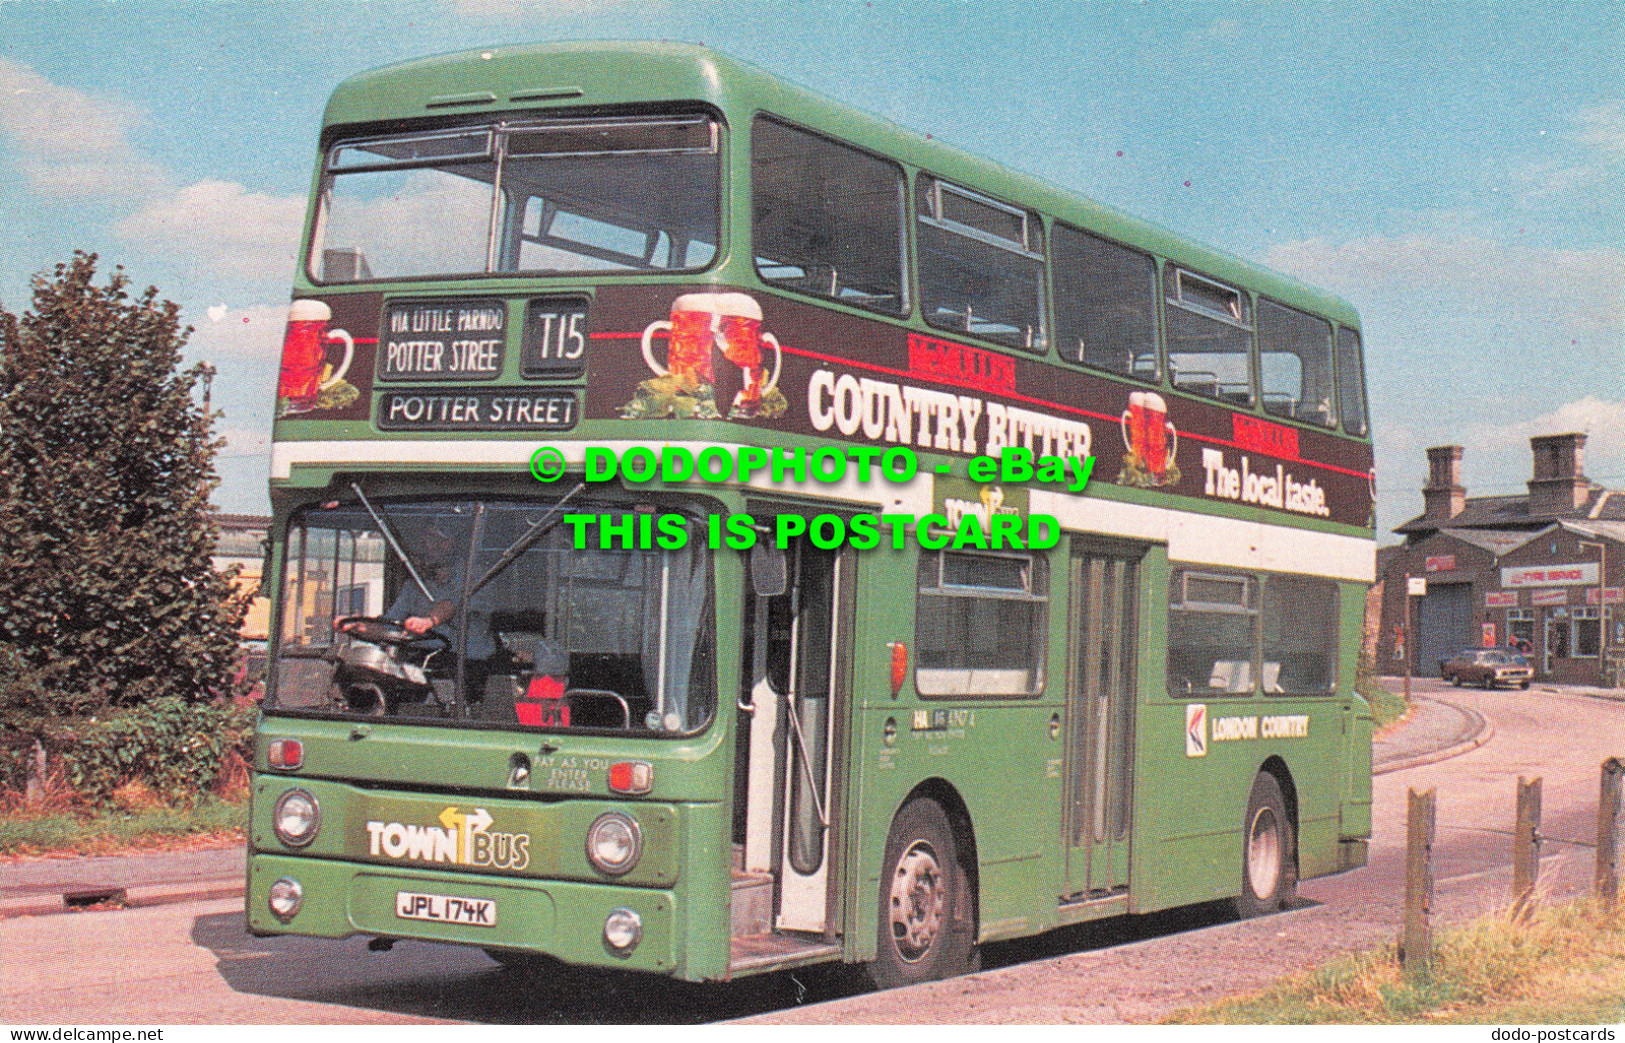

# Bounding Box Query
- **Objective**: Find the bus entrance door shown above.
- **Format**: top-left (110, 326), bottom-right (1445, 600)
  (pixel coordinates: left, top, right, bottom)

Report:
top-left (1063, 542), bottom-right (1142, 899)
top-left (739, 540), bottom-right (853, 939)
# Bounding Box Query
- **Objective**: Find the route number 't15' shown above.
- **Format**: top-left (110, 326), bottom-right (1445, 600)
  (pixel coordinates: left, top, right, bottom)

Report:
top-left (523, 299), bottom-right (589, 378)
top-left (532, 310), bottom-right (585, 360)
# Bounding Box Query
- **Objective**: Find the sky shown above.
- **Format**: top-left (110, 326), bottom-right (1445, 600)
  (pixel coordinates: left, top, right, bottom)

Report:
top-left (0, 0), bottom-right (1619, 540)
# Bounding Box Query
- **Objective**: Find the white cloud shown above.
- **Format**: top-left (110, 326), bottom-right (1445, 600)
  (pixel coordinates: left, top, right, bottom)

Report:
top-left (1513, 99), bottom-right (1625, 207)
top-left (1572, 101), bottom-right (1625, 163)
top-left (1265, 234), bottom-right (1625, 336)
top-left (117, 181), bottom-right (306, 283)
top-left (1470, 396), bottom-right (1625, 480)
top-left (185, 303), bottom-right (289, 360)
top-left (0, 58), bottom-right (166, 198)
top-left (184, 305), bottom-right (284, 464)
top-left (0, 62), bottom-right (305, 282)
top-left (449, 0), bottom-right (657, 17)
top-left (216, 423), bottom-right (272, 459)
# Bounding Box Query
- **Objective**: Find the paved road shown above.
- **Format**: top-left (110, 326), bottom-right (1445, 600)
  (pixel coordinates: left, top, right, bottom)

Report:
top-left (2, 679), bottom-right (1620, 1023)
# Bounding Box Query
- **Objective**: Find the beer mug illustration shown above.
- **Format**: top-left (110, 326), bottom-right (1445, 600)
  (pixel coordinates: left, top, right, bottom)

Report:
top-left (1120, 391), bottom-right (1178, 483)
top-left (637, 292), bottom-right (782, 419)
top-left (278, 299), bottom-right (354, 412)
top-left (710, 292), bottom-right (781, 418)
top-left (640, 292), bottom-right (719, 393)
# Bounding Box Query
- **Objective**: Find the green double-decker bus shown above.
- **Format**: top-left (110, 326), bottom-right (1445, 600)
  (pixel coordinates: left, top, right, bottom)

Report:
top-left (249, 41), bottom-right (1375, 988)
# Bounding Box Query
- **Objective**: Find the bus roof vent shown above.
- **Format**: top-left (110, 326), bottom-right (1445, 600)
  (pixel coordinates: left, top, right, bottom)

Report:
top-left (510, 87), bottom-right (586, 102)
top-left (426, 91), bottom-right (498, 110)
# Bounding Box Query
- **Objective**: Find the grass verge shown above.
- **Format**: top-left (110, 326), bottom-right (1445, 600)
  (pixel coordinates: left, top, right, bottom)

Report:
top-left (1166, 900), bottom-right (1625, 1024)
top-left (0, 795), bottom-right (245, 858)
top-left (1359, 674), bottom-right (1410, 731)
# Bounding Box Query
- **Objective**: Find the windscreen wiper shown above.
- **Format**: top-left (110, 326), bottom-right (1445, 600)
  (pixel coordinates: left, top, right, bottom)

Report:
top-left (459, 482), bottom-right (586, 605)
top-left (349, 481), bottom-right (436, 601)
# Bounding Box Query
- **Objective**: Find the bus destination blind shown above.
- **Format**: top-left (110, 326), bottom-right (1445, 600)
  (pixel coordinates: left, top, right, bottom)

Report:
top-left (376, 389), bottom-right (578, 431)
top-left (377, 298), bottom-right (508, 381)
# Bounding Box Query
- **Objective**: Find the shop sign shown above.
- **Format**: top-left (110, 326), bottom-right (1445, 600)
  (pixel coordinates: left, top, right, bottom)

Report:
top-left (1586, 587), bottom-right (1625, 605)
top-left (1531, 589), bottom-right (1570, 607)
top-left (1501, 562), bottom-right (1600, 588)
top-left (1425, 554), bottom-right (1456, 573)
top-left (1485, 591), bottom-right (1518, 608)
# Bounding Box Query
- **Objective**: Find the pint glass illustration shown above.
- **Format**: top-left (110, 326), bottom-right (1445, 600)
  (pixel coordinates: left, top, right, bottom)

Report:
top-left (1117, 391), bottom-right (1181, 487)
top-left (278, 299), bottom-right (356, 416)
top-left (624, 292), bottom-right (787, 420)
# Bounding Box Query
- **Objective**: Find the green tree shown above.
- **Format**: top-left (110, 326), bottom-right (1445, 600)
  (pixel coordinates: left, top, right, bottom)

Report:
top-left (0, 252), bottom-right (247, 724)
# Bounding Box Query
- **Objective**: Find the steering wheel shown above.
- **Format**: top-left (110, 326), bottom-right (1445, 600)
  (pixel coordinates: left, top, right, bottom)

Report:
top-left (335, 615), bottom-right (448, 648)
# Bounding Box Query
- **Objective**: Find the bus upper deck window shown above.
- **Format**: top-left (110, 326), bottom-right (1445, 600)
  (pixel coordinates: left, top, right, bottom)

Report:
top-left (1336, 328), bottom-right (1370, 437)
top-left (752, 117), bottom-right (907, 316)
top-left (915, 176), bottom-right (1047, 353)
top-left (1257, 300), bottom-right (1336, 429)
top-left (310, 116), bottom-right (721, 284)
top-left (1052, 225), bottom-right (1159, 382)
top-left (1165, 268), bottom-right (1253, 407)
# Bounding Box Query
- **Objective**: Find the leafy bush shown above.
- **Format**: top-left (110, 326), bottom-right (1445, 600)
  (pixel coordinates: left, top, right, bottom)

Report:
top-left (0, 254), bottom-right (248, 723)
top-left (0, 697), bottom-right (256, 807)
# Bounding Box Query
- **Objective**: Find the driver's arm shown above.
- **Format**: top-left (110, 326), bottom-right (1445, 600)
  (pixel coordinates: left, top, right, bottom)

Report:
top-left (404, 599), bottom-right (456, 634)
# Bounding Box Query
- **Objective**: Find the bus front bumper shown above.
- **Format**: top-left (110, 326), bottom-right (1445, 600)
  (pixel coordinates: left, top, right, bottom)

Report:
top-left (247, 852), bottom-right (678, 975)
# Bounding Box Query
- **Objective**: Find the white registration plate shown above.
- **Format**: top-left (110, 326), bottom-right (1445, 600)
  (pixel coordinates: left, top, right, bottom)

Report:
top-left (395, 890), bottom-right (497, 927)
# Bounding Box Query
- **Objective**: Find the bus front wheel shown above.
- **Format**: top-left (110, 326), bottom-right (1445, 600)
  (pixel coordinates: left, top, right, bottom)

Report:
top-left (867, 798), bottom-right (978, 989)
top-left (1235, 772), bottom-right (1296, 918)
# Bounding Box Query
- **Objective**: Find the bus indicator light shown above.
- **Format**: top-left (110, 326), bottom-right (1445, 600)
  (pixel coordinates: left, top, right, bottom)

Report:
top-left (268, 739), bottom-right (303, 770)
top-left (609, 761), bottom-right (653, 795)
top-left (888, 641), bottom-right (908, 696)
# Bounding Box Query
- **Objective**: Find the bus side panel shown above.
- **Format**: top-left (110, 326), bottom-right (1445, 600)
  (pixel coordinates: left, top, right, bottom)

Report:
top-left (1129, 564), bottom-right (1371, 909)
top-left (1340, 580), bottom-right (1376, 845)
top-left (843, 546), bottom-right (1067, 957)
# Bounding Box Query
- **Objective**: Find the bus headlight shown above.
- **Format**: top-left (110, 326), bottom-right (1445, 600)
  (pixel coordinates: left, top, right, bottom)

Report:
top-left (585, 812), bottom-right (641, 876)
top-left (273, 789), bottom-right (321, 848)
top-left (268, 876), bottom-right (303, 922)
top-left (603, 907), bottom-right (642, 953)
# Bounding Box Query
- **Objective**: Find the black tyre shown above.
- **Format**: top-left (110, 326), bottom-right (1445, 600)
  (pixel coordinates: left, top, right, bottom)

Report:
top-left (1451, 673), bottom-right (1462, 687)
top-left (1481, 673), bottom-right (1494, 690)
top-left (1235, 772), bottom-right (1297, 918)
top-left (866, 798), bottom-right (978, 989)
top-left (1519, 680), bottom-right (1531, 690)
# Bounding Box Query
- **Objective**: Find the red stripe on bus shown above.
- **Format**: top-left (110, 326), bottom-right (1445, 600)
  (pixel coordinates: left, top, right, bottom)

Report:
top-left (586, 331), bottom-right (1371, 478)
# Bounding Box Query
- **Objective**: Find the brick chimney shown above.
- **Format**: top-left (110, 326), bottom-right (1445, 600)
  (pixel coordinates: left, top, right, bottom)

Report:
top-left (1527, 432), bottom-right (1590, 516)
top-left (1423, 445), bottom-right (1466, 521)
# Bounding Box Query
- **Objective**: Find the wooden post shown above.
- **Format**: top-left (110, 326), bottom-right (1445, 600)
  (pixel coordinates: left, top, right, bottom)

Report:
top-left (1512, 775), bottom-right (1543, 919)
top-left (1403, 585), bottom-right (1414, 704)
top-left (1403, 787), bottom-right (1435, 978)
top-left (1599, 758), bottom-right (1623, 908)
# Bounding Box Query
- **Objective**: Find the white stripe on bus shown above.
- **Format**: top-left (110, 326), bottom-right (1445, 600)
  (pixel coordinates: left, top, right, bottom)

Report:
top-left (270, 439), bottom-right (1374, 582)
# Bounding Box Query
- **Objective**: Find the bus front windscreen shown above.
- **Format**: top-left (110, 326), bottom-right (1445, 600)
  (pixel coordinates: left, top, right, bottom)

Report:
top-left (271, 498), bottom-right (715, 734)
top-left (311, 115), bottom-right (722, 283)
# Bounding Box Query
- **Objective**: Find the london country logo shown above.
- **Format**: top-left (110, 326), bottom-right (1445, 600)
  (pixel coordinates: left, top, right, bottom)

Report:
top-left (364, 806), bottom-right (531, 871)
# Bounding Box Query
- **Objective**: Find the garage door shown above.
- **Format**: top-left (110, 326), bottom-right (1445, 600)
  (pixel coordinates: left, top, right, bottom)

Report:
top-left (1416, 582), bottom-right (1474, 677)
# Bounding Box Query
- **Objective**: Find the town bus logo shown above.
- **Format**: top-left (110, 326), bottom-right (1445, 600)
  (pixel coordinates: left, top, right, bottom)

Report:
top-left (364, 806), bottom-right (531, 871)
top-left (622, 292), bottom-right (789, 421)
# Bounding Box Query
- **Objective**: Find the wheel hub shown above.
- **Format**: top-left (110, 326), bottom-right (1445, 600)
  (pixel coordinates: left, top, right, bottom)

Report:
top-left (889, 840), bottom-right (945, 962)
top-left (1246, 806), bottom-right (1281, 900)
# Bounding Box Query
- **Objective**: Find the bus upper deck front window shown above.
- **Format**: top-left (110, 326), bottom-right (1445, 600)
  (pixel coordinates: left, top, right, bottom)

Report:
top-left (271, 499), bottom-right (716, 734)
top-left (311, 116), bottom-right (721, 284)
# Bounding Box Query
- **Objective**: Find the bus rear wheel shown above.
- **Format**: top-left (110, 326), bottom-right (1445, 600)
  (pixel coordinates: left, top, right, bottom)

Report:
top-left (867, 798), bottom-right (977, 989)
top-left (1235, 772), bottom-right (1296, 918)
